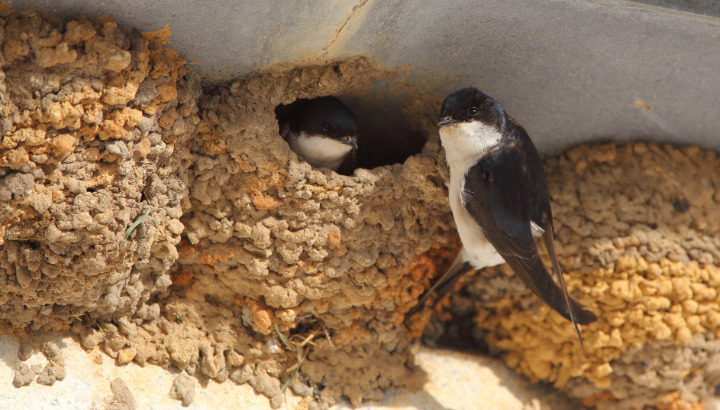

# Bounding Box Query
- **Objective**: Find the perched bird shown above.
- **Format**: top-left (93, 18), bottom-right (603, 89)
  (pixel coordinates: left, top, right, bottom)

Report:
top-left (275, 96), bottom-right (359, 174)
top-left (413, 87), bottom-right (597, 348)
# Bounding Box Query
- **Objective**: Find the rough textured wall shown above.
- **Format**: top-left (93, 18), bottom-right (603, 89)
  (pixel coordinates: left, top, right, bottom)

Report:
top-left (0, 11), bottom-right (200, 332)
top-left (172, 58), bottom-right (455, 407)
top-left (433, 143), bottom-right (720, 409)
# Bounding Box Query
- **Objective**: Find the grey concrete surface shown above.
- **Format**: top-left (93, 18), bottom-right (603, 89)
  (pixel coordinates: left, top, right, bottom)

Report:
top-left (634, 0), bottom-right (720, 18)
top-left (16, 0), bottom-right (720, 154)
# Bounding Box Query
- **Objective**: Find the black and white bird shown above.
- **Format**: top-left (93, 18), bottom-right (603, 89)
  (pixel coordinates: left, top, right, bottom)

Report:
top-left (275, 96), bottom-right (358, 174)
top-left (413, 87), bottom-right (597, 347)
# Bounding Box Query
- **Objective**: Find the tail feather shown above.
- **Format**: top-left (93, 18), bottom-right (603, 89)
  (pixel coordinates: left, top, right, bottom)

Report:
top-left (542, 232), bottom-right (595, 353)
top-left (505, 250), bottom-right (597, 326)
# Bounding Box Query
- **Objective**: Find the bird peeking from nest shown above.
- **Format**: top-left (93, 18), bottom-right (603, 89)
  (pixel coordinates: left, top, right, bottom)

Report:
top-left (276, 96), bottom-right (358, 175)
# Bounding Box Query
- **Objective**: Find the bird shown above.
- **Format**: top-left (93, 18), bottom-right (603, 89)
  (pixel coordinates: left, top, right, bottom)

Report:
top-left (412, 87), bottom-right (597, 348)
top-left (275, 96), bottom-right (359, 174)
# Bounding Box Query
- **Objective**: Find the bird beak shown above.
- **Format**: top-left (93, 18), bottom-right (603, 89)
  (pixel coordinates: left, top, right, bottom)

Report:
top-left (340, 135), bottom-right (358, 150)
top-left (437, 117), bottom-right (457, 127)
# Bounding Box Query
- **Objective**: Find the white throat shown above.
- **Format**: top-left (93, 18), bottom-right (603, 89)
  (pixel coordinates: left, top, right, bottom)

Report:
top-left (440, 120), bottom-right (506, 270)
top-left (288, 132), bottom-right (353, 171)
top-left (439, 121), bottom-right (502, 176)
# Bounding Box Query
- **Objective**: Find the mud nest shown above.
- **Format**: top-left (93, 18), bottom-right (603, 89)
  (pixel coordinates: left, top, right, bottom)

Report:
top-left (0, 11), bottom-right (198, 330)
top-left (1, 10), bottom-right (720, 410)
top-left (0, 10), bottom-right (455, 409)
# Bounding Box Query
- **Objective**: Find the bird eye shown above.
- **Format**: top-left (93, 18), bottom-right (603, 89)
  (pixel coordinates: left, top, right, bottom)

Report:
top-left (321, 122), bottom-right (331, 133)
top-left (467, 107), bottom-right (479, 116)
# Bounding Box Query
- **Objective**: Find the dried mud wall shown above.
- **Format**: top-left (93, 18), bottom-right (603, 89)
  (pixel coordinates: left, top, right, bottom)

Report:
top-left (0, 11), bottom-right (199, 331)
top-left (170, 58), bottom-right (455, 406)
top-left (1, 10), bottom-right (720, 410)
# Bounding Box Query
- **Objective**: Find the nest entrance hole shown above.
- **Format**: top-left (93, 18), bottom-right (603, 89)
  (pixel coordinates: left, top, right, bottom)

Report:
top-left (270, 61), bottom-right (432, 173)
top-left (346, 94), bottom-right (428, 169)
top-left (274, 94), bottom-right (428, 172)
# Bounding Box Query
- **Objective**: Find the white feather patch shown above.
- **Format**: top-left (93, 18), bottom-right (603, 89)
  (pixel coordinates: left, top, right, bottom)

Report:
top-left (288, 132), bottom-right (353, 171)
top-left (459, 177), bottom-right (472, 207)
top-left (440, 121), bottom-right (502, 177)
top-left (530, 221), bottom-right (545, 237)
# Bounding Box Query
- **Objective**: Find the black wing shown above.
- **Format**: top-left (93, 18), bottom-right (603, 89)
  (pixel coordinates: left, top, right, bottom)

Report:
top-left (463, 130), bottom-right (596, 326)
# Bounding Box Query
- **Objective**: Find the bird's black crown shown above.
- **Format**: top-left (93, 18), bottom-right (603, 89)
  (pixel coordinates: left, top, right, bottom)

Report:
top-left (440, 87), bottom-right (506, 129)
top-left (276, 96), bottom-right (357, 139)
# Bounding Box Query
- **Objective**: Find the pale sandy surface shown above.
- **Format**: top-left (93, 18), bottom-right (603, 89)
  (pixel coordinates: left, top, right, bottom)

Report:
top-left (0, 334), bottom-right (572, 410)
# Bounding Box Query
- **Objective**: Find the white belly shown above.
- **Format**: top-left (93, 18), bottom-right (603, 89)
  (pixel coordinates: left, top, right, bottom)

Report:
top-left (448, 172), bottom-right (506, 269)
top-left (289, 133), bottom-right (352, 171)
